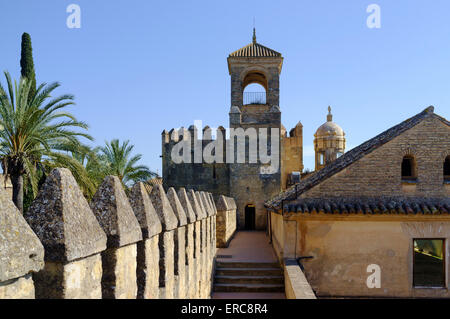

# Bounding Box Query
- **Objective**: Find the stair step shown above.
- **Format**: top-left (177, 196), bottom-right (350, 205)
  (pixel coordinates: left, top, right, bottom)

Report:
top-left (214, 283), bottom-right (285, 293)
top-left (215, 268), bottom-right (283, 276)
top-left (215, 275), bottom-right (284, 285)
top-left (216, 261), bottom-right (280, 269)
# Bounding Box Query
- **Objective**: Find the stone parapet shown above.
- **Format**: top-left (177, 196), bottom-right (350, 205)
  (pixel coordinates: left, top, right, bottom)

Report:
top-left (25, 168), bottom-right (106, 299)
top-left (0, 168), bottom-right (234, 299)
top-left (129, 182), bottom-right (162, 299)
top-left (215, 195), bottom-right (237, 248)
top-left (0, 182), bottom-right (44, 299)
top-left (90, 176), bottom-right (142, 299)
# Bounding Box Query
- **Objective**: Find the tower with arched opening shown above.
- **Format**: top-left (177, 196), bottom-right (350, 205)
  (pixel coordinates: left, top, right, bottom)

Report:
top-left (227, 29), bottom-right (283, 230)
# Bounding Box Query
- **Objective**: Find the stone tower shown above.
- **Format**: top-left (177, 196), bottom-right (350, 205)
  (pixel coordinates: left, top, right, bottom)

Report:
top-left (314, 106), bottom-right (346, 170)
top-left (227, 29), bottom-right (283, 230)
top-left (281, 122), bottom-right (304, 190)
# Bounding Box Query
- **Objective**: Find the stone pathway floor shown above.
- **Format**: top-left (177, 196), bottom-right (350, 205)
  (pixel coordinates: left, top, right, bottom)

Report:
top-left (212, 231), bottom-right (286, 299)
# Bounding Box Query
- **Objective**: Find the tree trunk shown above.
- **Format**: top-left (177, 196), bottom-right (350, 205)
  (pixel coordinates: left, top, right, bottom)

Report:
top-left (11, 173), bottom-right (24, 214)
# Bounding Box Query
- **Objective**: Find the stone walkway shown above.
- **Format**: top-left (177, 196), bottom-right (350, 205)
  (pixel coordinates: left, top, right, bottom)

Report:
top-left (212, 231), bottom-right (286, 299)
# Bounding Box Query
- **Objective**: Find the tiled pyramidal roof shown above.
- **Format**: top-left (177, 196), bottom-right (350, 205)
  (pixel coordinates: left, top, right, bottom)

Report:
top-left (284, 197), bottom-right (450, 215)
top-left (229, 42), bottom-right (282, 57)
top-left (266, 106), bottom-right (449, 209)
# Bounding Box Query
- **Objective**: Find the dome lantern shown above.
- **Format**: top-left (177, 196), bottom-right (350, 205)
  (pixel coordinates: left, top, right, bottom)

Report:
top-left (314, 106), bottom-right (346, 171)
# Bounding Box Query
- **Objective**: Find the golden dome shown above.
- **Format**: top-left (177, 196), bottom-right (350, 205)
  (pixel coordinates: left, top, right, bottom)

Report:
top-left (315, 106), bottom-right (345, 137)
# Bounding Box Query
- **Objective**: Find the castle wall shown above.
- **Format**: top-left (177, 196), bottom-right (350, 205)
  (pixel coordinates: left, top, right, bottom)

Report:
top-left (0, 168), bottom-right (231, 299)
top-left (162, 128), bottom-right (230, 199)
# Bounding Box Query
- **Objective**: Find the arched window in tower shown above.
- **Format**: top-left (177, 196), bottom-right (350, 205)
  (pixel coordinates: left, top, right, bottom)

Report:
top-left (243, 83), bottom-right (266, 105)
top-left (444, 156), bottom-right (450, 182)
top-left (401, 155), bottom-right (417, 181)
top-left (242, 69), bottom-right (268, 105)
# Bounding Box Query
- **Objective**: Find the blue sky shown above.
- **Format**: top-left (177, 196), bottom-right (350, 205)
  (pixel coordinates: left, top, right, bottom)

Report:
top-left (1, 0), bottom-right (449, 172)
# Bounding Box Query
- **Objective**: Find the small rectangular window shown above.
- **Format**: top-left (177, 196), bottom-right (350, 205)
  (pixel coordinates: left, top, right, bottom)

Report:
top-left (413, 239), bottom-right (445, 288)
top-left (319, 153), bottom-right (324, 165)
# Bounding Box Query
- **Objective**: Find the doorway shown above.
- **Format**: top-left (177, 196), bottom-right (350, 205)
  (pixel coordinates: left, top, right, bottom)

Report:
top-left (245, 204), bottom-right (256, 230)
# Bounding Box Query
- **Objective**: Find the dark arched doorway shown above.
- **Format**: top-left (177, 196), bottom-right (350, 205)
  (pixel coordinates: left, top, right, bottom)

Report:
top-left (245, 204), bottom-right (256, 230)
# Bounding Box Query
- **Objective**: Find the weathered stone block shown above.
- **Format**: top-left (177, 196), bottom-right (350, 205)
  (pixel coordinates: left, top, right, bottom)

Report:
top-left (177, 188), bottom-right (196, 224)
top-left (167, 187), bottom-right (188, 299)
top-left (148, 185), bottom-right (179, 298)
top-left (0, 275), bottom-right (35, 299)
top-left (185, 223), bottom-right (195, 298)
top-left (136, 236), bottom-right (159, 299)
top-left (101, 244), bottom-right (137, 299)
top-left (90, 176), bottom-right (142, 248)
top-left (90, 176), bottom-right (142, 299)
top-left (200, 218), bottom-right (207, 298)
top-left (34, 254), bottom-right (102, 299)
top-left (26, 168), bottom-right (106, 262)
top-left (215, 196), bottom-right (237, 248)
top-left (129, 182), bottom-right (162, 238)
top-left (158, 231), bottom-right (175, 298)
top-left (149, 185), bottom-right (178, 231)
top-left (0, 183), bottom-right (43, 298)
top-left (128, 182), bottom-right (162, 299)
top-left (25, 168), bottom-right (106, 299)
top-left (177, 188), bottom-right (197, 298)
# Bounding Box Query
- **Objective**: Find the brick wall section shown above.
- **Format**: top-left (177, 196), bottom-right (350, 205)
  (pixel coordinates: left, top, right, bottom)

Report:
top-left (302, 116), bottom-right (450, 198)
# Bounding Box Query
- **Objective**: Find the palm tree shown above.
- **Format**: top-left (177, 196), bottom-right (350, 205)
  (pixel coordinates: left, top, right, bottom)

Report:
top-left (68, 144), bottom-right (110, 195)
top-left (0, 72), bottom-right (93, 212)
top-left (99, 139), bottom-right (157, 188)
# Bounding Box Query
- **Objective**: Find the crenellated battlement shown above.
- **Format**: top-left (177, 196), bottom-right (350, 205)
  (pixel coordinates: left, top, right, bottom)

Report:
top-left (161, 125), bottom-right (231, 200)
top-left (162, 125), bottom-right (228, 145)
top-left (0, 167), bottom-right (237, 299)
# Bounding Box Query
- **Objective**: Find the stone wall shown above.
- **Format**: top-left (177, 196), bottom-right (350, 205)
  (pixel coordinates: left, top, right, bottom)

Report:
top-left (162, 127), bottom-right (230, 200)
top-left (281, 122), bottom-right (303, 190)
top-left (284, 259), bottom-right (316, 299)
top-left (215, 195), bottom-right (237, 247)
top-left (0, 185), bottom-right (44, 299)
top-left (0, 168), bottom-right (225, 299)
top-left (162, 123), bottom-right (281, 231)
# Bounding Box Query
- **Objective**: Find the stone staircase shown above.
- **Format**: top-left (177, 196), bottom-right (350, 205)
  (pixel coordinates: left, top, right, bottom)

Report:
top-left (213, 261), bottom-right (284, 293)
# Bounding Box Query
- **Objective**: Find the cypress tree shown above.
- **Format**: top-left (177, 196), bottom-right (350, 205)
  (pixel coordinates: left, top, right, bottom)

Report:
top-left (20, 33), bottom-right (36, 102)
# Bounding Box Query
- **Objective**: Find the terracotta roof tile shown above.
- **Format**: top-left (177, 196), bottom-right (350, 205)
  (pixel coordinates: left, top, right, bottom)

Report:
top-left (229, 42), bottom-right (282, 58)
top-left (283, 197), bottom-right (450, 215)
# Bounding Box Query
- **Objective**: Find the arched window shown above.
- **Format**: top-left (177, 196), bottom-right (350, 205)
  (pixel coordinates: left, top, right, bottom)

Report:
top-left (243, 83), bottom-right (266, 105)
top-left (401, 155), bottom-right (417, 181)
top-left (242, 70), bottom-right (268, 105)
top-left (444, 156), bottom-right (450, 182)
